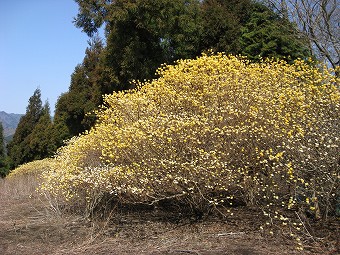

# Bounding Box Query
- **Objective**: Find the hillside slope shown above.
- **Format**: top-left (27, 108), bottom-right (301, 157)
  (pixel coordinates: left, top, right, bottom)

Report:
top-left (0, 111), bottom-right (23, 141)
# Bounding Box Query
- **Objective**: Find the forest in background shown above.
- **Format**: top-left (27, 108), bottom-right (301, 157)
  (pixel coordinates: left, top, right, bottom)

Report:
top-left (1, 0), bottom-right (323, 175)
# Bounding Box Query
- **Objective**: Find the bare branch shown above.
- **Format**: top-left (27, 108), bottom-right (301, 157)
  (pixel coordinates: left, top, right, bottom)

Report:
top-left (261, 0), bottom-right (339, 72)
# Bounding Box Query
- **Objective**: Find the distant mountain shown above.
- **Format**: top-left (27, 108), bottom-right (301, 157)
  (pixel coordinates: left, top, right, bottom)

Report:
top-left (0, 111), bottom-right (23, 141)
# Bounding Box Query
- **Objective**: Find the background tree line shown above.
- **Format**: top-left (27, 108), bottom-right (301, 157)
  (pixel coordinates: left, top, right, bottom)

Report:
top-left (0, 89), bottom-right (53, 175)
top-left (2, 0), bottom-right (314, 173)
top-left (55, 0), bottom-right (310, 143)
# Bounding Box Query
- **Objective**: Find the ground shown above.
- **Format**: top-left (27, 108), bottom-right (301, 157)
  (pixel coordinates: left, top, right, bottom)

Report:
top-left (0, 178), bottom-right (338, 255)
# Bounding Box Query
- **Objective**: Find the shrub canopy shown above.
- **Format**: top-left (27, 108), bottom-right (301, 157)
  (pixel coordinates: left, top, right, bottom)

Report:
top-left (41, 54), bottom-right (339, 219)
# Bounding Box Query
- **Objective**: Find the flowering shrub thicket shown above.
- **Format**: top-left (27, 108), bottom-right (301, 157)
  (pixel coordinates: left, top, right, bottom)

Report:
top-left (4, 159), bottom-right (54, 198)
top-left (8, 158), bottom-right (53, 179)
top-left (41, 54), bottom-right (339, 223)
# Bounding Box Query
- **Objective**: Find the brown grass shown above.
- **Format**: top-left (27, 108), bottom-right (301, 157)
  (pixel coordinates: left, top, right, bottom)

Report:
top-left (0, 173), bottom-right (338, 255)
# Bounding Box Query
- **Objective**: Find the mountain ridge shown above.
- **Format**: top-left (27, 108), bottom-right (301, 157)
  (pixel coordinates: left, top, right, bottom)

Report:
top-left (0, 111), bottom-right (23, 141)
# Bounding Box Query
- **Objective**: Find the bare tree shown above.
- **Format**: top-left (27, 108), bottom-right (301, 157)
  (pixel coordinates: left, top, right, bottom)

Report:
top-left (263, 0), bottom-right (339, 74)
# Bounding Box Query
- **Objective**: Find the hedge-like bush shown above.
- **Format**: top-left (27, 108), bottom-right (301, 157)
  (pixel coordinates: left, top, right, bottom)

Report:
top-left (8, 158), bottom-right (53, 179)
top-left (41, 54), bottom-right (339, 226)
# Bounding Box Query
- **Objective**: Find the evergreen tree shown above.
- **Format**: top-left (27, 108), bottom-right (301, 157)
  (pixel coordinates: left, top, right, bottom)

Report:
top-left (0, 123), bottom-right (4, 158)
top-left (199, 0), bottom-right (253, 54)
top-left (74, 0), bottom-right (310, 85)
top-left (53, 0), bottom-right (311, 153)
top-left (50, 108), bottom-right (70, 149)
top-left (28, 102), bottom-right (55, 160)
top-left (52, 93), bottom-right (75, 147)
top-left (53, 37), bottom-right (110, 143)
top-left (239, 3), bottom-right (310, 61)
top-left (0, 123), bottom-right (9, 177)
top-left (7, 88), bottom-right (44, 168)
top-left (103, 0), bottom-right (202, 87)
top-left (53, 0), bottom-right (202, 147)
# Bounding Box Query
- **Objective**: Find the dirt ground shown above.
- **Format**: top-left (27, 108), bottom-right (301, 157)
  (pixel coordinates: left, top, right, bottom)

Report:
top-left (0, 179), bottom-right (339, 255)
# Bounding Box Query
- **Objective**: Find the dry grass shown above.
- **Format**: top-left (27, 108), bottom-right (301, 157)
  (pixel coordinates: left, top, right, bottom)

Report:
top-left (0, 174), bottom-right (40, 199)
top-left (0, 172), bottom-right (339, 255)
top-left (0, 173), bottom-right (90, 255)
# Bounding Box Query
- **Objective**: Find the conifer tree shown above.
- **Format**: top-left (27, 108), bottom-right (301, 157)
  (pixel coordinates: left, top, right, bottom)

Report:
top-left (0, 123), bottom-right (4, 158)
top-left (102, 0), bottom-right (201, 87)
top-left (74, 0), bottom-right (311, 84)
top-left (7, 88), bottom-right (44, 168)
top-left (75, 0), bottom-right (202, 86)
top-left (200, 0), bottom-right (253, 54)
top-left (51, 0), bottom-right (312, 153)
top-left (239, 3), bottom-right (310, 61)
top-left (53, 37), bottom-right (110, 144)
top-left (0, 122), bottom-right (9, 177)
top-left (28, 102), bottom-right (55, 160)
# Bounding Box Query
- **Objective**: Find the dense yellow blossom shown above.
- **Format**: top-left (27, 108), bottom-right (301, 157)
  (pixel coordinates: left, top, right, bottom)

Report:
top-left (40, 54), bottom-right (339, 221)
top-left (8, 158), bottom-right (54, 179)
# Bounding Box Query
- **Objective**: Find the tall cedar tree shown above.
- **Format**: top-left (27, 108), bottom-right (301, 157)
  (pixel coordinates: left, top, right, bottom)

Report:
top-left (0, 123), bottom-right (4, 158)
top-left (28, 102), bottom-right (55, 160)
top-left (7, 89), bottom-right (53, 169)
top-left (103, 0), bottom-right (202, 87)
top-left (239, 3), bottom-right (310, 61)
top-left (53, 37), bottom-right (111, 144)
top-left (73, 0), bottom-right (310, 84)
top-left (0, 122), bottom-right (9, 177)
top-left (52, 0), bottom-right (202, 146)
top-left (51, 0), bottom-right (311, 149)
top-left (200, 0), bottom-right (253, 54)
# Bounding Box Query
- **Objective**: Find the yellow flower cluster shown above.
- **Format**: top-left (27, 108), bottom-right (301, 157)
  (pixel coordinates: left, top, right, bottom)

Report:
top-left (8, 158), bottom-right (54, 179)
top-left (40, 54), bottom-right (339, 223)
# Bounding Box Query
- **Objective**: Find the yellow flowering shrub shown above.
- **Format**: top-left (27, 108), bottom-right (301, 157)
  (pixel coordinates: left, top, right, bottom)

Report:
top-left (4, 159), bottom-right (54, 198)
top-left (41, 54), bottom-right (339, 224)
top-left (8, 158), bottom-right (54, 179)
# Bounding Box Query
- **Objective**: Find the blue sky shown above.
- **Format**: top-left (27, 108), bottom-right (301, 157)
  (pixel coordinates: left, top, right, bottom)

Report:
top-left (0, 0), bottom-right (91, 114)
